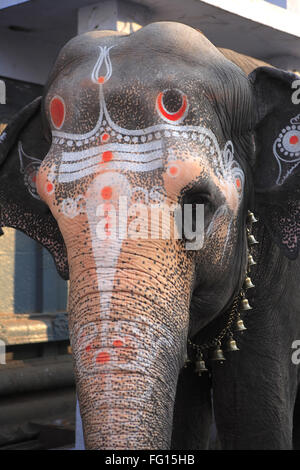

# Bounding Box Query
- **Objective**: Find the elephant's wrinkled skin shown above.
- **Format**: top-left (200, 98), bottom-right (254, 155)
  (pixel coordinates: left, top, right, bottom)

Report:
top-left (1, 22), bottom-right (300, 449)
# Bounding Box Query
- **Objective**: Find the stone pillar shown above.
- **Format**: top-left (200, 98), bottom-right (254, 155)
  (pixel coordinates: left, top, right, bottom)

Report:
top-left (288, 0), bottom-right (300, 14)
top-left (77, 0), bottom-right (150, 35)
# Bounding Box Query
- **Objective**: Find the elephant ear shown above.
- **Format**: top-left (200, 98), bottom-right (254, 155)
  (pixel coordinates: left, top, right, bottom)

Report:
top-left (0, 97), bottom-right (69, 280)
top-left (249, 66), bottom-right (300, 260)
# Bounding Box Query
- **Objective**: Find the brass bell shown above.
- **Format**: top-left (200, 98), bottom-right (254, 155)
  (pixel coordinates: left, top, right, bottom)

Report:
top-left (248, 254), bottom-right (257, 267)
top-left (225, 337), bottom-right (240, 352)
top-left (241, 298), bottom-right (252, 310)
top-left (184, 358), bottom-right (192, 369)
top-left (210, 346), bottom-right (226, 363)
top-left (248, 211), bottom-right (258, 223)
top-left (244, 276), bottom-right (255, 289)
top-left (248, 234), bottom-right (259, 245)
top-left (194, 355), bottom-right (208, 376)
top-left (235, 318), bottom-right (247, 332)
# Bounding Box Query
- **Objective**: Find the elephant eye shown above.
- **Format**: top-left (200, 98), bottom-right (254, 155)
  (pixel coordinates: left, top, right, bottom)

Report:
top-left (156, 89), bottom-right (188, 124)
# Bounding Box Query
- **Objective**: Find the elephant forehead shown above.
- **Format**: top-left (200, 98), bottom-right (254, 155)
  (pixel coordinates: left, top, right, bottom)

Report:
top-left (41, 36), bottom-right (244, 214)
top-left (57, 22), bottom-right (226, 76)
top-left (46, 66), bottom-right (215, 135)
top-left (46, 26), bottom-right (223, 135)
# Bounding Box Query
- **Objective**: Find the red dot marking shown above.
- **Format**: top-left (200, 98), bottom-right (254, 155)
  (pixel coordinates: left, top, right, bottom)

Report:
top-left (46, 182), bottom-right (53, 193)
top-left (101, 151), bottom-right (113, 163)
top-left (85, 345), bottom-right (92, 352)
top-left (98, 76), bottom-right (105, 84)
top-left (101, 186), bottom-right (112, 200)
top-left (101, 133), bottom-right (110, 143)
top-left (105, 222), bottom-right (110, 231)
top-left (96, 351), bottom-right (110, 363)
top-left (236, 178), bottom-right (241, 189)
top-left (289, 135), bottom-right (299, 145)
top-left (50, 97), bottom-right (65, 129)
top-left (113, 340), bottom-right (124, 348)
top-left (169, 166), bottom-right (178, 176)
top-left (32, 175), bottom-right (37, 183)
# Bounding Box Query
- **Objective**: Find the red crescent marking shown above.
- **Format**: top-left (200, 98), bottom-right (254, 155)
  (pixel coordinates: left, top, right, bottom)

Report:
top-left (157, 92), bottom-right (187, 122)
top-left (113, 340), bottom-right (124, 347)
top-left (50, 97), bottom-right (65, 129)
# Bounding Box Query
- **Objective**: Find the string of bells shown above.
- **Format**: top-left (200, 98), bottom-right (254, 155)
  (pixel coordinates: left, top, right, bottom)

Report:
top-left (187, 210), bottom-right (258, 376)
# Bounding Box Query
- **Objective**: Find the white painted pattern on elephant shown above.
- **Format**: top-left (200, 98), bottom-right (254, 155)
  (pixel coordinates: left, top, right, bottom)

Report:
top-left (49, 45), bottom-right (244, 198)
top-left (73, 316), bottom-right (182, 447)
top-left (90, 333), bottom-right (179, 439)
top-left (18, 141), bottom-right (41, 200)
top-left (72, 312), bottom-right (185, 377)
top-left (73, 319), bottom-right (181, 444)
top-left (273, 114), bottom-right (300, 185)
top-left (220, 141), bottom-right (244, 194)
top-left (54, 113), bottom-right (244, 198)
top-left (85, 172), bottom-right (131, 319)
top-left (58, 140), bottom-right (164, 183)
top-left (91, 45), bottom-right (115, 85)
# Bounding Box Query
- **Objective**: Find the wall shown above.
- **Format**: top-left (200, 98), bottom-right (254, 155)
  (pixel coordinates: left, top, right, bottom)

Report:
top-left (0, 77), bottom-right (68, 345)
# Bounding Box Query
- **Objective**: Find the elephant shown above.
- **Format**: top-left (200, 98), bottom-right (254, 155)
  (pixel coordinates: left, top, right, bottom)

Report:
top-left (1, 21), bottom-right (300, 450)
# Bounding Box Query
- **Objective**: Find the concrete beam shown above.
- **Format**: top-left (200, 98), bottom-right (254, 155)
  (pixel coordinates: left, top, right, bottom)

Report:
top-left (267, 55), bottom-right (300, 73)
top-left (78, 0), bottom-right (150, 35)
top-left (0, 0), bottom-right (29, 10)
top-left (0, 28), bottom-right (62, 85)
top-left (0, 355), bottom-right (74, 396)
top-left (195, 0), bottom-right (300, 38)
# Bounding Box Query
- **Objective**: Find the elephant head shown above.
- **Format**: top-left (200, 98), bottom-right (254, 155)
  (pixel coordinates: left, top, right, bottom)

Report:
top-left (1, 22), bottom-right (300, 449)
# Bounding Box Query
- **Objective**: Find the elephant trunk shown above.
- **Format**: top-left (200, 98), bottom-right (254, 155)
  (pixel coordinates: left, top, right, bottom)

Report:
top-left (38, 172), bottom-right (193, 448)
top-left (68, 258), bottom-right (188, 449)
